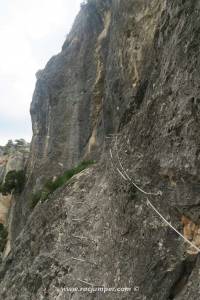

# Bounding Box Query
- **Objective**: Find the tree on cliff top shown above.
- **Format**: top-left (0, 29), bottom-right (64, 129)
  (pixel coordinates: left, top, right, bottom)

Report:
top-left (3, 140), bottom-right (15, 155)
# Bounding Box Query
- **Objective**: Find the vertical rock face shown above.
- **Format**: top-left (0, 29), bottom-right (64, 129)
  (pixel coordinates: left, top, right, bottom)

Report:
top-left (0, 152), bottom-right (26, 184)
top-left (0, 141), bottom-right (29, 261)
top-left (29, 0), bottom-right (112, 182)
top-left (0, 195), bottom-right (11, 225)
top-left (0, 141), bottom-right (29, 194)
top-left (103, 0), bottom-right (165, 132)
top-left (28, 0), bottom-right (164, 183)
top-left (2, 0), bottom-right (200, 299)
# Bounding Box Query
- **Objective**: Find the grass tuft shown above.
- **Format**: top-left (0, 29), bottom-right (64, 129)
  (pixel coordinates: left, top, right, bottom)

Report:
top-left (30, 160), bottom-right (95, 209)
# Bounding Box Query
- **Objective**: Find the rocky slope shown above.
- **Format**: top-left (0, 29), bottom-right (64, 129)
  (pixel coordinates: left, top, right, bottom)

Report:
top-left (1, 0), bottom-right (200, 299)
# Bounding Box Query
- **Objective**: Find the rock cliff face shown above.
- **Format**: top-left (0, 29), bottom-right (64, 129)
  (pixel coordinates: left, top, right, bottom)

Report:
top-left (29, 0), bottom-right (111, 179)
top-left (0, 141), bottom-right (29, 261)
top-left (1, 0), bottom-right (200, 299)
top-left (0, 141), bottom-right (29, 224)
top-left (0, 144), bottom-right (29, 185)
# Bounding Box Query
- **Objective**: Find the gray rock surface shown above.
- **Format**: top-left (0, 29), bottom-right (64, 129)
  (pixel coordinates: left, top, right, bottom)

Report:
top-left (29, 0), bottom-right (111, 180)
top-left (0, 141), bottom-right (29, 184)
top-left (0, 141), bottom-right (30, 263)
top-left (1, 0), bottom-right (200, 299)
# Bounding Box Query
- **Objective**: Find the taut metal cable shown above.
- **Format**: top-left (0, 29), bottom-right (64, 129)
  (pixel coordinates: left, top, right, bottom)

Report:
top-left (110, 136), bottom-right (200, 254)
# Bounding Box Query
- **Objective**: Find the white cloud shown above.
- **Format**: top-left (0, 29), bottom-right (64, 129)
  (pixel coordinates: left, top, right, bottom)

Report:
top-left (0, 0), bottom-right (82, 145)
top-left (9, 0), bottom-right (81, 40)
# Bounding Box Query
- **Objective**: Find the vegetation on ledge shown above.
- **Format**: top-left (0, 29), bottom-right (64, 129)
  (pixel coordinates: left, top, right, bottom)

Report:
top-left (30, 160), bottom-right (95, 209)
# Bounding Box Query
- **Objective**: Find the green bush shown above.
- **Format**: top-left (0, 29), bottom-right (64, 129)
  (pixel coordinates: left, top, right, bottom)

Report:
top-left (30, 189), bottom-right (51, 209)
top-left (45, 160), bottom-right (94, 193)
top-left (30, 160), bottom-right (94, 209)
top-left (0, 224), bottom-right (8, 253)
top-left (0, 170), bottom-right (26, 195)
top-left (29, 191), bottom-right (42, 209)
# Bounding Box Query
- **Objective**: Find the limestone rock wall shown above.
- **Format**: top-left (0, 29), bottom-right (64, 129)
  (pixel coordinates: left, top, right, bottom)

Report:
top-left (28, 0), bottom-right (165, 185)
top-left (1, 0), bottom-right (200, 299)
top-left (29, 0), bottom-right (112, 183)
top-left (0, 142), bottom-right (29, 260)
top-left (0, 146), bottom-right (29, 225)
top-left (0, 195), bottom-right (12, 225)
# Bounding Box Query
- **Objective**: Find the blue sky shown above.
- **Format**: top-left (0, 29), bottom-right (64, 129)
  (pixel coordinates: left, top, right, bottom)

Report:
top-left (0, 0), bottom-right (82, 146)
